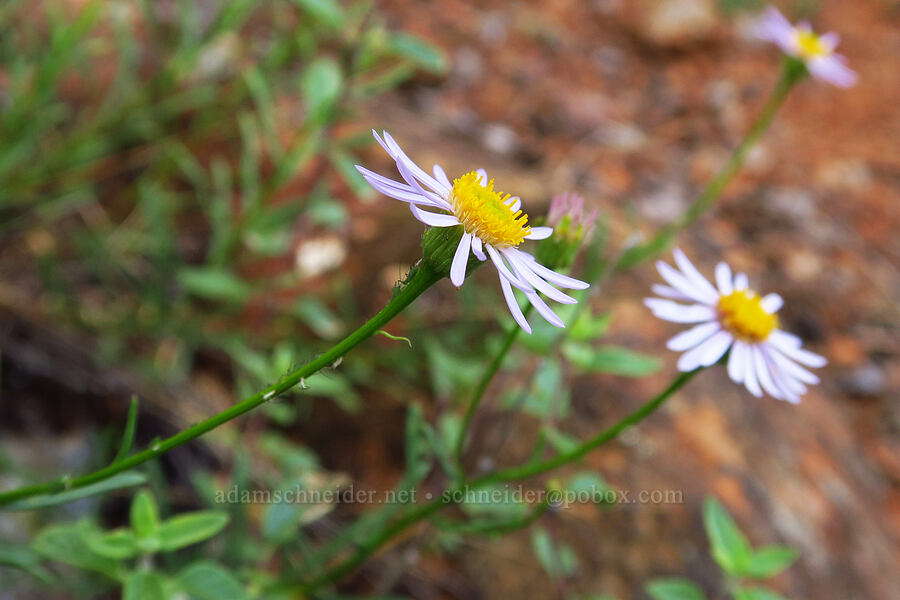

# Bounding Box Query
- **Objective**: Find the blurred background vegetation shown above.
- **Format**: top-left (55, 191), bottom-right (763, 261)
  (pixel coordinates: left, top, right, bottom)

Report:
top-left (1, 0), bottom-right (897, 598)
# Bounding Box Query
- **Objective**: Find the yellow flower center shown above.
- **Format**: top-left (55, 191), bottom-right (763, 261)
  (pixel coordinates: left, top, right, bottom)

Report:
top-left (717, 290), bottom-right (778, 342)
top-left (795, 30), bottom-right (829, 59)
top-left (449, 171), bottom-right (530, 248)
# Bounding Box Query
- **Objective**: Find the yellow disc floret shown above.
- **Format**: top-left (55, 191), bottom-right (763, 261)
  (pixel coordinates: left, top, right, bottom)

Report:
top-left (450, 171), bottom-right (530, 248)
top-left (794, 30), bottom-right (829, 59)
top-left (717, 290), bottom-right (778, 342)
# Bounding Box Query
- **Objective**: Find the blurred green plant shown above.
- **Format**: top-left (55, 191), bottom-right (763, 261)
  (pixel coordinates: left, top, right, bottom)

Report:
top-left (25, 489), bottom-right (238, 599)
top-left (643, 496), bottom-right (798, 600)
top-left (0, 0), bottom-right (448, 404)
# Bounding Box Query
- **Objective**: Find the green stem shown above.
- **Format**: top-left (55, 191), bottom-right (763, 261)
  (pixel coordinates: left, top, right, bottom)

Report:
top-left (453, 306), bottom-right (532, 473)
top-left (470, 368), bottom-right (698, 486)
top-left (301, 494), bottom-right (450, 592)
top-left (0, 263), bottom-right (442, 507)
top-left (302, 368), bottom-right (699, 592)
top-left (617, 59), bottom-right (805, 270)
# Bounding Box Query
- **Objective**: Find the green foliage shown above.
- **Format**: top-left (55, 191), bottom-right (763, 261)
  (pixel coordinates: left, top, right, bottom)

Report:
top-left (32, 523), bottom-right (121, 579)
top-left (177, 562), bottom-right (248, 600)
top-left (646, 578), bottom-right (707, 600)
top-left (2, 472), bottom-right (147, 511)
top-left (702, 497), bottom-right (796, 580)
top-left (531, 527), bottom-right (579, 581)
top-left (732, 588), bottom-right (790, 600)
top-left (29, 488), bottom-right (237, 597)
top-left (562, 342), bottom-right (662, 377)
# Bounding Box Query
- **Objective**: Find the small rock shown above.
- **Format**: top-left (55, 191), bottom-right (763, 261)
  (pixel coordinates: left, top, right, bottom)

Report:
top-left (639, 182), bottom-right (688, 223)
top-left (634, 0), bottom-right (719, 48)
top-left (481, 123), bottom-right (519, 156)
top-left (839, 363), bottom-right (888, 398)
top-left (764, 187), bottom-right (817, 223)
top-left (596, 122), bottom-right (647, 152)
top-left (815, 158), bottom-right (873, 193)
top-left (455, 47), bottom-right (484, 82)
top-left (295, 236), bottom-right (347, 280)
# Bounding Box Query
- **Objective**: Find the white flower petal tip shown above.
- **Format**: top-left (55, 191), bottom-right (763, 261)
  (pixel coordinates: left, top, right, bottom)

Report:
top-left (357, 130), bottom-right (587, 334)
top-left (648, 250), bottom-right (826, 403)
top-left (755, 5), bottom-right (856, 88)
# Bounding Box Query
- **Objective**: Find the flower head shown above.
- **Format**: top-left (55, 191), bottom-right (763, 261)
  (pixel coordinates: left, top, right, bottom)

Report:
top-left (756, 6), bottom-right (857, 88)
top-left (536, 192), bottom-right (600, 270)
top-left (356, 130), bottom-right (589, 334)
top-left (645, 249), bottom-right (826, 403)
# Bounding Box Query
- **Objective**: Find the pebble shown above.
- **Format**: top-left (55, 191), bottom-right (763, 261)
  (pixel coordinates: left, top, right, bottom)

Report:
top-left (634, 0), bottom-right (719, 48)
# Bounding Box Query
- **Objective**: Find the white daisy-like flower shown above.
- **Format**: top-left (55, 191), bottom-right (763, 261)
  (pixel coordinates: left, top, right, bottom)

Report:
top-left (356, 130), bottom-right (589, 334)
top-left (756, 6), bottom-right (857, 88)
top-left (645, 249), bottom-right (826, 403)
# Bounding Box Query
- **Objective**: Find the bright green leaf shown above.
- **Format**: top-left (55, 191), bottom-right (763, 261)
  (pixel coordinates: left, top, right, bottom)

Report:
top-left (177, 561), bottom-right (248, 600)
top-left (702, 497), bottom-right (752, 575)
top-left (158, 511), bottom-right (229, 551)
top-left (80, 523), bottom-right (138, 560)
top-left (387, 32), bottom-right (447, 74)
top-left (569, 311), bottom-right (611, 341)
top-left (743, 546), bottom-right (799, 579)
top-left (733, 587), bottom-right (790, 600)
top-left (646, 578), bottom-right (707, 600)
top-left (131, 490), bottom-right (161, 544)
top-left (123, 571), bottom-right (166, 600)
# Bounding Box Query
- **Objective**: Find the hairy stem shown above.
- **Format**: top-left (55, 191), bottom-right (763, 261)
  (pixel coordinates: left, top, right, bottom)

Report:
top-left (0, 263), bottom-right (443, 507)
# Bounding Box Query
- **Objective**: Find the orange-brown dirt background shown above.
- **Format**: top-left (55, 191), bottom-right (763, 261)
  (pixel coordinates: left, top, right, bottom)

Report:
top-left (1, 0), bottom-right (898, 599)
top-left (349, 0), bottom-right (899, 598)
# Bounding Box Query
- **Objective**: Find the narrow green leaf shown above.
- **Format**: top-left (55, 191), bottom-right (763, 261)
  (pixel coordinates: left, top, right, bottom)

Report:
top-left (1, 472), bottom-right (146, 511)
top-left (531, 527), bottom-right (577, 580)
top-left (386, 32), bottom-right (447, 74)
top-left (177, 267), bottom-right (251, 303)
top-left (131, 490), bottom-right (160, 543)
top-left (301, 58), bottom-right (342, 120)
top-left (293, 297), bottom-right (345, 340)
top-left (646, 578), bottom-right (707, 600)
top-left (177, 561), bottom-right (248, 600)
top-left (702, 497), bottom-right (752, 575)
top-left (292, 0), bottom-right (344, 29)
top-left (158, 511), bottom-right (229, 551)
top-left (113, 396), bottom-right (140, 464)
top-left (562, 342), bottom-right (662, 377)
top-left (743, 546), bottom-right (799, 579)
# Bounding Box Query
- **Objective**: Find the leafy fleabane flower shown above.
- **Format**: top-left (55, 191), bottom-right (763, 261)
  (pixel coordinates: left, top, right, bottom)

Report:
top-left (356, 130), bottom-right (589, 334)
top-left (756, 6), bottom-right (857, 88)
top-left (645, 249), bottom-right (826, 403)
